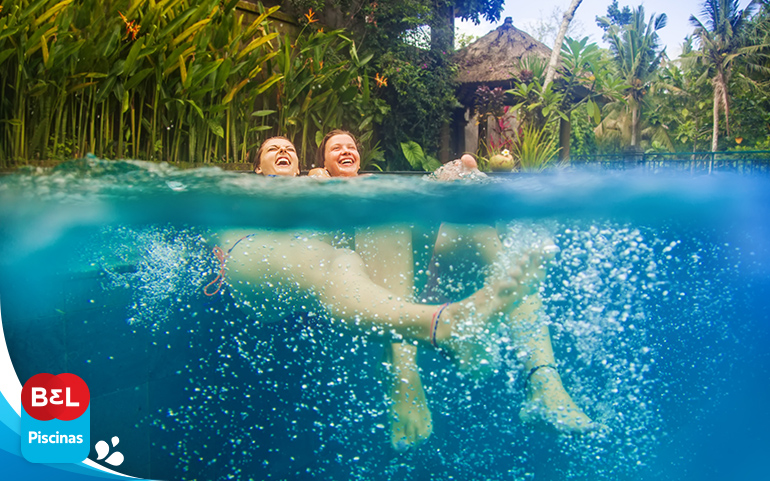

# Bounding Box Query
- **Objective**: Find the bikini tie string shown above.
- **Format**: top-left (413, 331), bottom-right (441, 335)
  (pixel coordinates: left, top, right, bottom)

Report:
top-left (203, 245), bottom-right (227, 297)
top-left (203, 234), bottom-right (258, 297)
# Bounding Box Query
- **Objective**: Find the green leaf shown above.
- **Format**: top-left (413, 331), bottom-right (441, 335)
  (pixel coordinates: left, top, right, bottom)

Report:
top-left (123, 37), bottom-right (145, 75)
top-left (423, 156), bottom-right (441, 172)
top-left (400, 141), bottom-right (425, 169)
top-left (207, 119), bottom-right (224, 138)
top-left (94, 76), bottom-right (117, 104)
top-left (215, 58), bottom-right (232, 90)
top-left (588, 100), bottom-right (601, 124)
top-left (251, 110), bottom-right (277, 117)
top-left (124, 68), bottom-right (153, 91)
top-left (358, 115), bottom-right (373, 131)
top-left (188, 100), bottom-right (204, 119)
top-left (254, 73), bottom-right (282, 95)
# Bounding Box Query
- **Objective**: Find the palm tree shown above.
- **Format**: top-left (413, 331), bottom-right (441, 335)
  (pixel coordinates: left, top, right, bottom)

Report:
top-left (598, 6), bottom-right (667, 149)
top-left (690, 0), bottom-right (758, 151)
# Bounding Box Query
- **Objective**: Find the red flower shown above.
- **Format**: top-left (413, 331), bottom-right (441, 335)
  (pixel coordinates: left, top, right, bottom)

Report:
top-left (305, 8), bottom-right (318, 24)
top-left (119, 11), bottom-right (140, 40)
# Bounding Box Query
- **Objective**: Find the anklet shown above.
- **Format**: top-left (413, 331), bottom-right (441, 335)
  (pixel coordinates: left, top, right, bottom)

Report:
top-left (525, 364), bottom-right (557, 385)
top-left (430, 303), bottom-right (450, 348)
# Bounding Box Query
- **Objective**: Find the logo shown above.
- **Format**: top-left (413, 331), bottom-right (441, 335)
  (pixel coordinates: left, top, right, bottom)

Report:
top-left (95, 436), bottom-right (124, 466)
top-left (21, 373), bottom-right (91, 463)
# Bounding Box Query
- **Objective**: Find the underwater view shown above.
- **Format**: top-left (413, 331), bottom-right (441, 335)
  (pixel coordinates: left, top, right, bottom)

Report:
top-left (1, 158), bottom-right (769, 480)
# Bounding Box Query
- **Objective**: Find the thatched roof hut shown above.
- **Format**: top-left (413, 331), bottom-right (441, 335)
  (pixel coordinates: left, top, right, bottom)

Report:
top-left (454, 17), bottom-right (552, 106)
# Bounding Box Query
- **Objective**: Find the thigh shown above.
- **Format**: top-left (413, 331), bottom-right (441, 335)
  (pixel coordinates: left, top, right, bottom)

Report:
top-left (217, 230), bottom-right (340, 310)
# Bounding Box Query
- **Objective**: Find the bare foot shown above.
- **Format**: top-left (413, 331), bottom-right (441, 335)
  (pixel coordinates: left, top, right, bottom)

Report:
top-left (519, 366), bottom-right (603, 434)
top-left (389, 367), bottom-right (433, 451)
top-left (433, 249), bottom-right (551, 377)
top-left (431, 154), bottom-right (487, 181)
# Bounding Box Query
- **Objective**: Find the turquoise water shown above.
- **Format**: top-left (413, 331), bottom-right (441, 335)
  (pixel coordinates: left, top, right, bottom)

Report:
top-left (1, 158), bottom-right (769, 480)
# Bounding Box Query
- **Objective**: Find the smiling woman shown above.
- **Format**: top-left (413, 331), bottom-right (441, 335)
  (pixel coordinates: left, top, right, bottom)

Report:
top-left (309, 130), bottom-right (362, 177)
top-left (253, 137), bottom-right (300, 176)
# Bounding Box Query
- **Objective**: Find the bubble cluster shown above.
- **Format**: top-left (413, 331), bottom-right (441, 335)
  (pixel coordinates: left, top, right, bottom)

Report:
top-left (93, 226), bottom-right (212, 329)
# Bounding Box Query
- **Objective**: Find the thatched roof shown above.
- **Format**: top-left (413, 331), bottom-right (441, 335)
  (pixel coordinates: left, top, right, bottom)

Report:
top-left (454, 17), bottom-right (552, 105)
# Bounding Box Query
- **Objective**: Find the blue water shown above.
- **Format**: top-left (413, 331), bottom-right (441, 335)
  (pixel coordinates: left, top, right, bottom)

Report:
top-left (1, 158), bottom-right (769, 480)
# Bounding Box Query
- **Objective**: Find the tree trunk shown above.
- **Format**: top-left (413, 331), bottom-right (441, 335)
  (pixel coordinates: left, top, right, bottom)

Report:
top-left (543, 0), bottom-right (584, 91)
top-left (631, 102), bottom-right (638, 148)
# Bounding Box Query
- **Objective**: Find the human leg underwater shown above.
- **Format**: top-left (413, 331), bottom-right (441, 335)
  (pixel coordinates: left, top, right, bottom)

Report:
top-left (215, 229), bottom-right (542, 354)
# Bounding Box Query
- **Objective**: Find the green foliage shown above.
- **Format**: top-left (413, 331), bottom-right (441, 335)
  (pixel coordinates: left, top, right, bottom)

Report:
top-left (689, 0), bottom-right (759, 150)
top-left (511, 124), bottom-right (560, 171)
top-left (597, 0), bottom-right (633, 31)
top-left (288, 1), bottom-right (505, 170)
top-left (507, 71), bottom-right (567, 131)
top-left (569, 105), bottom-right (598, 157)
top-left (0, 0), bottom-right (393, 168)
top-left (376, 48), bottom-right (458, 170)
top-left (0, 0), bottom-right (283, 166)
top-left (400, 141), bottom-right (441, 171)
top-left (270, 25), bottom-right (389, 168)
top-left (597, 5), bottom-right (668, 148)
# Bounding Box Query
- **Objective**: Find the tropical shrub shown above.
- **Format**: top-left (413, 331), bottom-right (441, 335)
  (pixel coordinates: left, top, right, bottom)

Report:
top-left (0, 0), bottom-right (283, 167)
top-left (267, 17), bottom-right (389, 169)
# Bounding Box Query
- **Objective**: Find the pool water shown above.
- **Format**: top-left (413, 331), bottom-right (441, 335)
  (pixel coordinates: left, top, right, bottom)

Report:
top-left (1, 158), bottom-right (768, 480)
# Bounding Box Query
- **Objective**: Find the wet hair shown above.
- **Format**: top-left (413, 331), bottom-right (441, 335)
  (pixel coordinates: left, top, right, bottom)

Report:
top-left (315, 130), bottom-right (360, 168)
top-left (253, 136), bottom-right (294, 173)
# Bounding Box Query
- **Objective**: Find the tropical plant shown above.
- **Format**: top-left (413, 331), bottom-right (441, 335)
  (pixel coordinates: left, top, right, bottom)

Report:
top-left (0, 0), bottom-right (282, 167)
top-left (269, 21), bottom-right (389, 169)
top-left (510, 123), bottom-right (560, 171)
top-left (400, 141), bottom-right (441, 171)
top-left (507, 58), bottom-right (567, 132)
top-left (650, 46), bottom-right (713, 152)
top-left (597, 6), bottom-right (668, 150)
top-left (689, 0), bottom-right (759, 151)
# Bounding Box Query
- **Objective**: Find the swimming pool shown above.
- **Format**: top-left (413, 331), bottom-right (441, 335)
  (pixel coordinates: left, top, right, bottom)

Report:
top-left (1, 157), bottom-right (768, 480)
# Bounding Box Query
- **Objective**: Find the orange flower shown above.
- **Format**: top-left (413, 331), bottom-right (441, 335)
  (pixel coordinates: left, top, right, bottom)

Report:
top-left (119, 11), bottom-right (140, 40)
top-left (318, 27), bottom-right (324, 34)
top-left (305, 8), bottom-right (318, 24)
top-left (374, 73), bottom-right (388, 88)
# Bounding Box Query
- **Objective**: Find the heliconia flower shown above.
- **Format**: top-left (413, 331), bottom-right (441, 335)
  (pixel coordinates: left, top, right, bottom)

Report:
top-left (374, 73), bottom-right (388, 88)
top-left (118, 11), bottom-right (140, 40)
top-left (305, 8), bottom-right (318, 24)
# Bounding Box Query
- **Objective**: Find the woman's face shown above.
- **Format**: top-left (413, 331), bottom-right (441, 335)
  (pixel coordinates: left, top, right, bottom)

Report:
top-left (323, 134), bottom-right (360, 177)
top-left (257, 138), bottom-right (300, 176)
